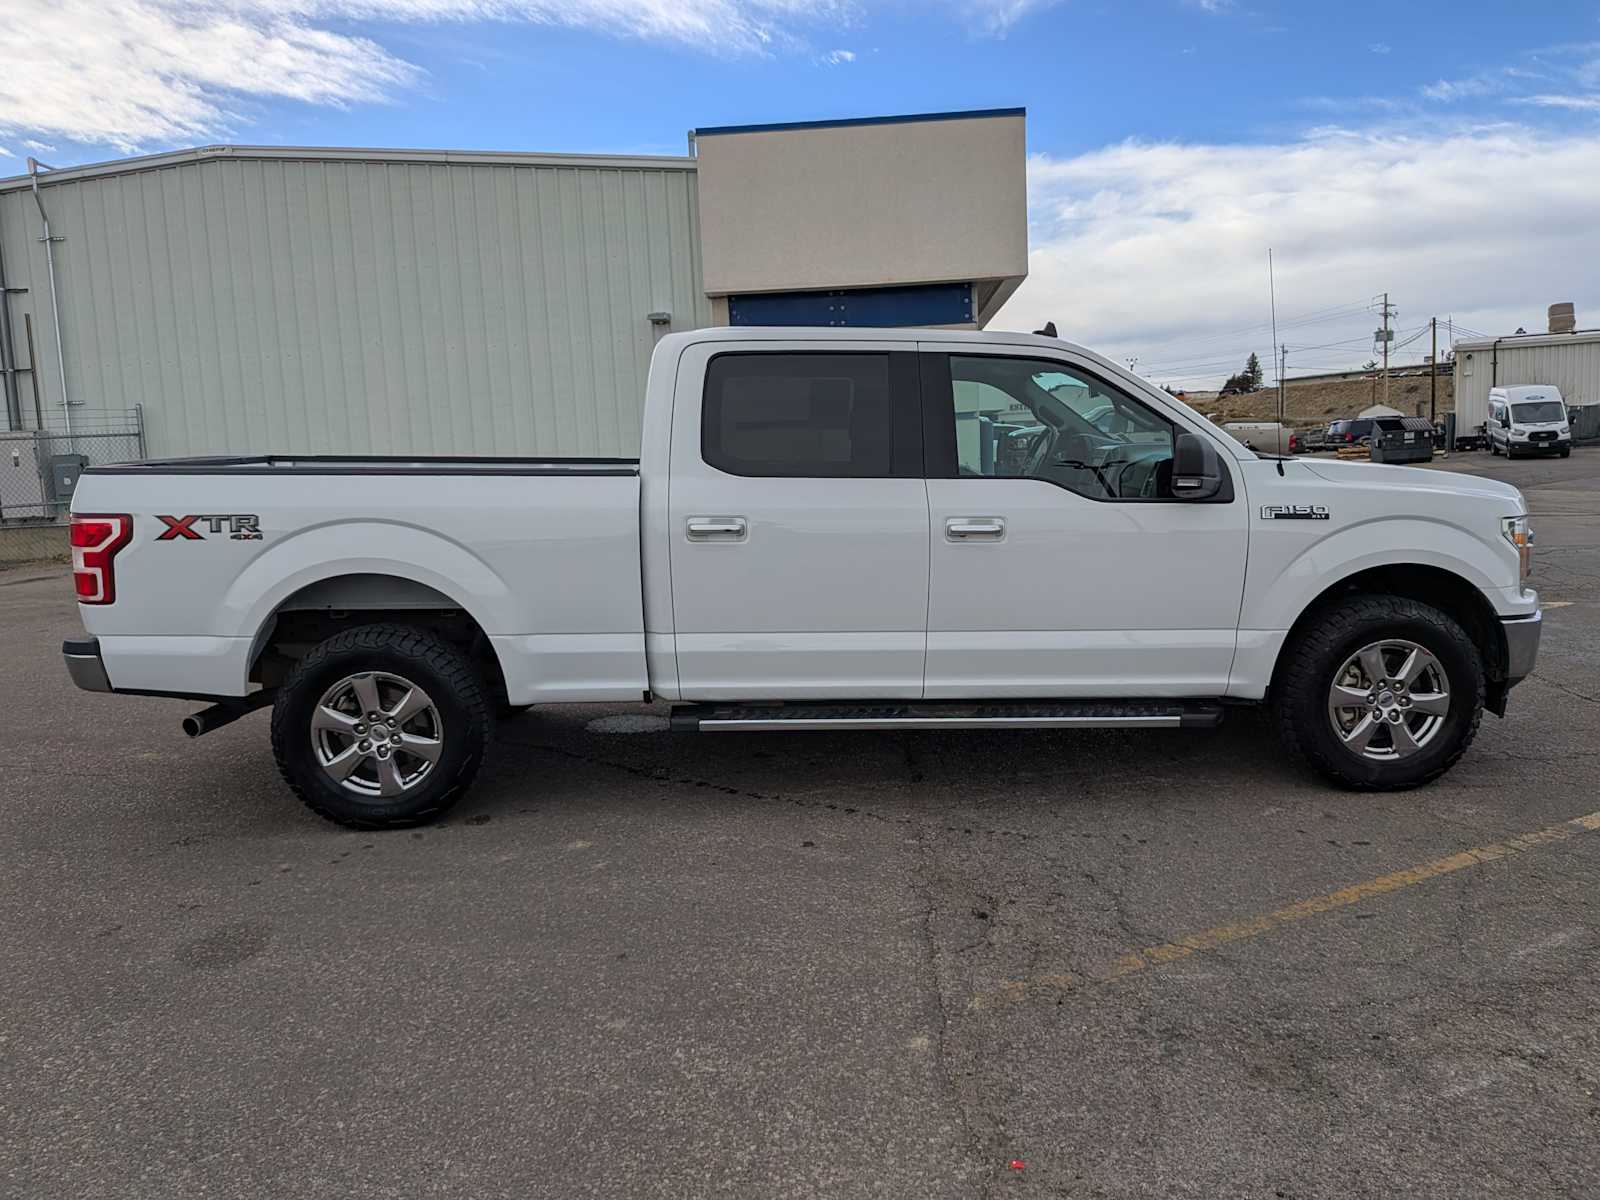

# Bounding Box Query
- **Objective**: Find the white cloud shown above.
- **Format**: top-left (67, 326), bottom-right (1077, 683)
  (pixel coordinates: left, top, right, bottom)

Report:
top-left (997, 128), bottom-right (1600, 388)
top-left (969, 0), bottom-right (1063, 36)
top-left (1517, 93), bottom-right (1600, 110)
top-left (0, 0), bottom-right (420, 152)
top-left (1420, 75), bottom-right (1502, 102)
top-left (820, 48), bottom-right (856, 65)
top-left (0, 0), bottom-right (1062, 152)
top-left (1369, 42), bottom-right (1391, 55)
top-left (0, 0), bottom-right (866, 152)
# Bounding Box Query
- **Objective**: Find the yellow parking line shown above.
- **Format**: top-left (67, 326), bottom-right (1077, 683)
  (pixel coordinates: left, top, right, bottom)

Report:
top-left (970, 810), bottom-right (1600, 1009)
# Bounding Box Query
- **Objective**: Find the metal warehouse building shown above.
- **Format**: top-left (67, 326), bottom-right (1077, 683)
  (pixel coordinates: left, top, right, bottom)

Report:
top-left (1454, 326), bottom-right (1600, 438)
top-left (0, 109), bottom-right (1027, 462)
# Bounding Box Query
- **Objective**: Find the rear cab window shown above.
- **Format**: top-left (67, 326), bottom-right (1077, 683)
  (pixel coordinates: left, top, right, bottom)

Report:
top-left (701, 352), bottom-right (922, 478)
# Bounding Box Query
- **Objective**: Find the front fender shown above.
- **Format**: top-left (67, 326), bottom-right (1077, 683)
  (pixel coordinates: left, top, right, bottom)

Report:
top-left (1242, 516), bottom-right (1513, 634)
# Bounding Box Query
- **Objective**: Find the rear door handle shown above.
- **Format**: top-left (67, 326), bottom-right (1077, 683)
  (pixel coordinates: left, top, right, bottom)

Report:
top-left (946, 518), bottom-right (1005, 541)
top-left (686, 517), bottom-right (747, 541)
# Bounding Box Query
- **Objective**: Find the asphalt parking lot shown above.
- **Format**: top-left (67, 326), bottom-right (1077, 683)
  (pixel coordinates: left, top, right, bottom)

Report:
top-left (4, 448), bottom-right (1598, 1199)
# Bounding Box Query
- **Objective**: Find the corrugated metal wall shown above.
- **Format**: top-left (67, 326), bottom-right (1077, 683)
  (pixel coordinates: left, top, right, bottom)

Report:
top-left (1453, 336), bottom-right (1600, 432)
top-left (0, 154), bottom-right (709, 457)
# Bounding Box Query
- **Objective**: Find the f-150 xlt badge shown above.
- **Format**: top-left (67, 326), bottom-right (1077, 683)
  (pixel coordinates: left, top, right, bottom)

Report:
top-left (1260, 504), bottom-right (1330, 521)
top-left (156, 514), bottom-right (263, 541)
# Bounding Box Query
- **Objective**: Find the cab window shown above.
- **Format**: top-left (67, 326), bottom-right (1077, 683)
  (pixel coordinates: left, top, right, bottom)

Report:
top-left (702, 353), bottom-right (893, 478)
top-left (930, 355), bottom-right (1180, 501)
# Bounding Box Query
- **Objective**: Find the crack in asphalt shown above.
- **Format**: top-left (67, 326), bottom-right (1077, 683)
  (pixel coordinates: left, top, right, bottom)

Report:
top-left (911, 817), bottom-right (995, 1199)
top-left (1529, 674), bottom-right (1600, 705)
top-left (499, 728), bottom-right (1029, 1193)
top-left (496, 734), bottom-right (1039, 842)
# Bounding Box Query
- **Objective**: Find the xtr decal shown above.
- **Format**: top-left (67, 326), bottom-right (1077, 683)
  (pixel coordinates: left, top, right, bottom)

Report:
top-left (1260, 504), bottom-right (1330, 521)
top-left (156, 514), bottom-right (263, 541)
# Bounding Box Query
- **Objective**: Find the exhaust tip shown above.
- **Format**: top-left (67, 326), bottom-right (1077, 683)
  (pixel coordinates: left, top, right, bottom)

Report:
top-left (182, 714), bottom-right (205, 738)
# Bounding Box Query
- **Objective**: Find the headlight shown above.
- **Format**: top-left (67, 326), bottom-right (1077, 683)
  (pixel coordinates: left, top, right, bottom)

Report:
top-left (1502, 515), bottom-right (1533, 585)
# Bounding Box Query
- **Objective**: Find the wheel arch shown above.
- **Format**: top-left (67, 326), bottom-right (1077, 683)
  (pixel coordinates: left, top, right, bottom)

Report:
top-left (1271, 562), bottom-right (1508, 706)
top-left (247, 571), bottom-right (511, 707)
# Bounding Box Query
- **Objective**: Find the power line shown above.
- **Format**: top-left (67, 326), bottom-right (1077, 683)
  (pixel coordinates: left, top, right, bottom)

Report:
top-left (1136, 297), bottom-right (1374, 362)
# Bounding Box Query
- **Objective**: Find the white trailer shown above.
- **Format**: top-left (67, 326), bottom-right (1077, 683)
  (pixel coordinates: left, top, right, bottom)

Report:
top-left (1454, 330), bottom-right (1600, 447)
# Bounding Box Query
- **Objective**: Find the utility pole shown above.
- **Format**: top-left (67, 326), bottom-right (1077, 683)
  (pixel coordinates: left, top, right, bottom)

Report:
top-left (1430, 317), bottom-right (1438, 423)
top-left (1267, 249), bottom-right (1280, 415)
top-left (1278, 344), bottom-right (1286, 426)
top-left (1379, 292), bottom-right (1394, 409)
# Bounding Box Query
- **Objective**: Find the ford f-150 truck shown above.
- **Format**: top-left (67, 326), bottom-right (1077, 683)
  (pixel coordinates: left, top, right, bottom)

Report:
top-left (63, 327), bottom-right (1541, 828)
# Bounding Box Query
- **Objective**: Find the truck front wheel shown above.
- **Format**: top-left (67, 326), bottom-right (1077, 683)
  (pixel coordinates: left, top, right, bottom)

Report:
top-left (270, 623), bottom-right (491, 829)
top-left (1273, 595), bottom-right (1484, 790)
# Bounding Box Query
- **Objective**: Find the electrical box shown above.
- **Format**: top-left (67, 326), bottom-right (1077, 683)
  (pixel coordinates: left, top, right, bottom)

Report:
top-left (48, 453), bottom-right (90, 503)
top-left (0, 432), bottom-right (50, 522)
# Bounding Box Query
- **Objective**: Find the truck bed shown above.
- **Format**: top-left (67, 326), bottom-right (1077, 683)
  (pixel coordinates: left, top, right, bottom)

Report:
top-left (70, 455), bottom-right (647, 704)
top-left (87, 454), bottom-right (639, 476)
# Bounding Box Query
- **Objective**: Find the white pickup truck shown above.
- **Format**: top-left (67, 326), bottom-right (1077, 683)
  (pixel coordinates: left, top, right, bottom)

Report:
top-left (63, 327), bottom-right (1541, 828)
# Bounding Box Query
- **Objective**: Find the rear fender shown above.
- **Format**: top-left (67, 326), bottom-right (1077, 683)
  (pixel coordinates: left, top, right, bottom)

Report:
top-left (224, 521), bottom-right (514, 675)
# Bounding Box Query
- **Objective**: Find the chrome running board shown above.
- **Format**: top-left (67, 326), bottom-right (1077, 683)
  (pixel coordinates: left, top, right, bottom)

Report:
top-left (671, 700), bottom-right (1224, 733)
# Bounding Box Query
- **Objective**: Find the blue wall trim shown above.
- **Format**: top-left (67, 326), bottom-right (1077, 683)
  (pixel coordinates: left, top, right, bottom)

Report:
top-left (728, 284), bottom-right (975, 328)
top-left (694, 108), bottom-right (1025, 138)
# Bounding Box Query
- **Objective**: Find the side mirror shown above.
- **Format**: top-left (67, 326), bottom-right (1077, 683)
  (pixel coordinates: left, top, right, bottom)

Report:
top-left (1172, 431), bottom-right (1224, 500)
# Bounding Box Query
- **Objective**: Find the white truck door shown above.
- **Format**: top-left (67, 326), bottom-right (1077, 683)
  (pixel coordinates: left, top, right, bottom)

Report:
top-left (918, 346), bottom-right (1249, 698)
top-left (666, 340), bottom-right (930, 700)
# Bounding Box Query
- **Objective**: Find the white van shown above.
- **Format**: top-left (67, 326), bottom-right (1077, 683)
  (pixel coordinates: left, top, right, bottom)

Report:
top-left (1488, 386), bottom-right (1571, 458)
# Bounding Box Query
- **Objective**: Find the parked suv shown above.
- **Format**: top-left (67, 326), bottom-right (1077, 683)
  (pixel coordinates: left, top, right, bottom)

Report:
top-left (1488, 386), bottom-right (1571, 458)
top-left (1324, 419), bottom-right (1401, 448)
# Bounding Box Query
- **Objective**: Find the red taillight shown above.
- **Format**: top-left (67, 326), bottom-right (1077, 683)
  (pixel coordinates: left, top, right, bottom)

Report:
top-left (70, 513), bottom-right (132, 605)
top-left (1289, 433), bottom-right (1298, 451)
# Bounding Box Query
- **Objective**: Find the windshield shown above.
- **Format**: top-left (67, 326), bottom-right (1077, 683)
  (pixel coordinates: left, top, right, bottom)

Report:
top-left (1512, 400), bottom-right (1565, 424)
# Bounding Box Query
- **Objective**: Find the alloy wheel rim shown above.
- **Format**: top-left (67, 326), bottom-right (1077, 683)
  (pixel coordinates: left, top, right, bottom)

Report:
top-left (1327, 639), bottom-right (1451, 761)
top-left (311, 671), bottom-right (444, 798)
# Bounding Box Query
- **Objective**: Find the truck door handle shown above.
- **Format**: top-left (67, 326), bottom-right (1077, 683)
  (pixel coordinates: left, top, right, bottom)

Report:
top-left (946, 518), bottom-right (1005, 540)
top-left (686, 517), bottom-right (747, 541)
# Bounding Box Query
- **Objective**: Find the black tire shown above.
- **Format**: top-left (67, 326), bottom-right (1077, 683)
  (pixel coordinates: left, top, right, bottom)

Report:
top-left (1272, 595), bottom-right (1484, 790)
top-left (1561, 448), bottom-right (1571, 458)
top-left (271, 623), bottom-right (491, 829)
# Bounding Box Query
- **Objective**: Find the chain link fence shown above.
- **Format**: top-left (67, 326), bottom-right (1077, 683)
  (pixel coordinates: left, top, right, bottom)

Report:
top-left (1572, 404), bottom-right (1600, 444)
top-left (0, 409), bottom-right (145, 566)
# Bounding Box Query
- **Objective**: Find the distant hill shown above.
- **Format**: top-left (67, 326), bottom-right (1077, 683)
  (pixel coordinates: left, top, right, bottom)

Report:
top-left (1178, 373), bottom-right (1454, 428)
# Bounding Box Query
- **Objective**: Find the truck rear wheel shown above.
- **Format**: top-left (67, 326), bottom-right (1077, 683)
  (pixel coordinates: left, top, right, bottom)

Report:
top-left (1272, 595), bottom-right (1484, 790)
top-left (270, 623), bottom-right (491, 829)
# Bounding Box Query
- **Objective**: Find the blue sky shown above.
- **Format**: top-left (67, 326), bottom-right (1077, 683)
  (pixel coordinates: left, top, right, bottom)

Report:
top-left (4, 0), bottom-right (1599, 387)
top-left (269, 3), bottom-right (1600, 160)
